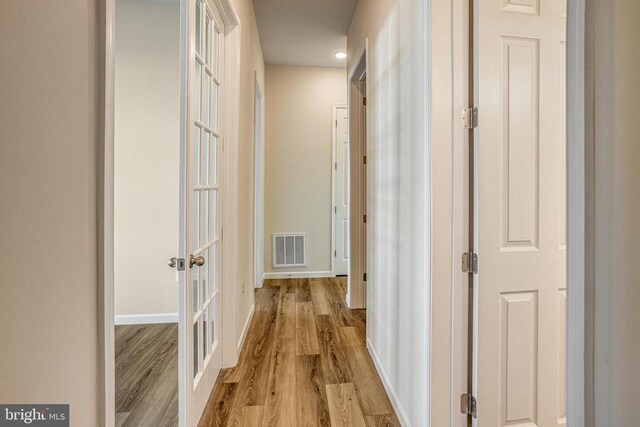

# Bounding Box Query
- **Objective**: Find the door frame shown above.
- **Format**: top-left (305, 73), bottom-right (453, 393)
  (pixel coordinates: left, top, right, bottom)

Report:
top-left (428, 0), bottom-right (595, 425)
top-left (97, 0), bottom-right (242, 425)
top-left (331, 103), bottom-right (348, 277)
top-left (253, 74), bottom-right (264, 288)
top-left (346, 44), bottom-right (368, 309)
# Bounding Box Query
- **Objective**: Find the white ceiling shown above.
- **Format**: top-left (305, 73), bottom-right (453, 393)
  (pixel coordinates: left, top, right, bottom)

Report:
top-left (253, 0), bottom-right (359, 68)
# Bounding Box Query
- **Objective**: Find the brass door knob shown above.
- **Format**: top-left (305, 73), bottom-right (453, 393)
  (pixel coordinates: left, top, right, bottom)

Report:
top-left (189, 254), bottom-right (205, 268)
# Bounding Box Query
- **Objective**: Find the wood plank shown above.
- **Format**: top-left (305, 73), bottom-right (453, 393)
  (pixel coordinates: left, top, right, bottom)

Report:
top-left (295, 278), bottom-right (312, 302)
top-left (365, 413), bottom-right (402, 427)
top-left (296, 301), bottom-right (320, 355)
top-left (344, 346), bottom-right (394, 416)
top-left (197, 381), bottom-right (238, 427)
top-left (326, 383), bottom-right (367, 427)
top-left (239, 406), bottom-right (264, 427)
top-left (309, 279), bottom-right (332, 315)
top-left (296, 355), bottom-right (331, 427)
top-left (338, 326), bottom-right (365, 347)
top-left (261, 292), bottom-right (296, 426)
top-left (115, 412), bottom-right (130, 427)
top-left (115, 323), bottom-right (178, 427)
top-left (316, 314), bottom-right (351, 385)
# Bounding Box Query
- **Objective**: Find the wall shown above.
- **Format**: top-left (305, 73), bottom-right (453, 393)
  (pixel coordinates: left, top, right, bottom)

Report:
top-left (0, 0), bottom-right (99, 425)
top-left (114, 0), bottom-right (180, 318)
top-left (347, 0), bottom-right (429, 425)
top-left (264, 65), bottom-right (347, 276)
top-left (593, 0), bottom-right (640, 424)
top-left (232, 0), bottom-right (265, 349)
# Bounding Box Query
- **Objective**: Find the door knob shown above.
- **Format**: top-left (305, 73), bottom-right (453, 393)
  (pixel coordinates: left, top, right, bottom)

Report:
top-left (189, 254), bottom-right (205, 268)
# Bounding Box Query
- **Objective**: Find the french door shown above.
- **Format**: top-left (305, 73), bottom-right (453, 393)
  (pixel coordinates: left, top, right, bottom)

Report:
top-left (181, 0), bottom-right (225, 424)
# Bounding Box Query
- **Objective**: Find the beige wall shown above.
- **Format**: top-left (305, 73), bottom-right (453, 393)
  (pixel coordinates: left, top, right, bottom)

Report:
top-left (347, 0), bottom-right (429, 425)
top-left (0, 0), bottom-right (99, 425)
top-left (114, 0), bottom-right (180, 318)
top-left (233, 0), bottom-right (265, 345)
top-left (593, 0), bottom-right (640, 424)
top-left (264, 65), bottom-right (347, 275)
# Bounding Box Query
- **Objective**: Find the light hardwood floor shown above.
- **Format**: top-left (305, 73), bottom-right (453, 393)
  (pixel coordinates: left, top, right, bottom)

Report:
top-left (198, 277), bottom-right (400, 427)
top-left (115, 323), bottom-right (178, 427)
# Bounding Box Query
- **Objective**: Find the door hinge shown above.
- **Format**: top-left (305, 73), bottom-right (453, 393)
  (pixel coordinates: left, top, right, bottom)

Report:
top-left (335, 162), bottom-right (338, 170)
top-left (363, 155), bottom-right (367, 164)
top-left (334, 206), bottom-right (337, 214)
top-left (334, 250), bottom-right (337, 257)
top-left (363, 272), bottom-right (367, 282)
top-left (363, 97), bottom-right (367, 106)
top-left (363, 214), bottom-right (367, 223)
top-left (460, 393), bottom-right (477, 418)
top-left (221, 228), bottom-right (224, 242)
top-left (461, 252), bottom-right (478, 274)
top-left (168, 257), bottom-right (186, 271)
top-left (462, 107), bottom-right (478, 129)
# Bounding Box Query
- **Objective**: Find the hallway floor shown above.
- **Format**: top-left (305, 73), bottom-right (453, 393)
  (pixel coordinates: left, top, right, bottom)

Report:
top-left (198, 277), bottom-right (399, 426)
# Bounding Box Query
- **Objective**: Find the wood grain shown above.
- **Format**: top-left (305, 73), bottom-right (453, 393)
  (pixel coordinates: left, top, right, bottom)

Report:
top-left (326, 383), bottom-right (367, 427)
top-left (115, 323), bottom-right (178, 427)
top-left (296, 355), bottom-right (331, 426)
top-left (365, 413), bottom-right (402, 427)
top-left (198, 277), bottom-right (398, 426)
top-left (296, 301), bottom-right (320, 355)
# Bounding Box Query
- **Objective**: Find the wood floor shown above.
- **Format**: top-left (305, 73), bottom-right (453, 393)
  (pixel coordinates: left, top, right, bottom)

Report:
top-left (198, 277), bottom-right (400, 427)
top-left (115, 323), bottom-right (178, 427)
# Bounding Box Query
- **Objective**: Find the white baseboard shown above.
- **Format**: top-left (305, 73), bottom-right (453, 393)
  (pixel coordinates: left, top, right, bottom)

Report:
top-left (114, 313), bottom-right (178, 325)
top-left (262, 270), bottom-right (332, 280)
top-left (237, 305), bottom-right (255, 352)
top-left (366, 338), bottom-right (411, 427)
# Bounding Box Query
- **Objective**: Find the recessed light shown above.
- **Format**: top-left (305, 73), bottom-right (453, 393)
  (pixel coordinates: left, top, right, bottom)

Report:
top-left (334, 51), bottom-right (347, 59)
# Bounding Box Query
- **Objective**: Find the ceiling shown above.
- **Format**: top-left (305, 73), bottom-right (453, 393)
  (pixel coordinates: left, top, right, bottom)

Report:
top-left (253, 0), bottom-right (359, 68)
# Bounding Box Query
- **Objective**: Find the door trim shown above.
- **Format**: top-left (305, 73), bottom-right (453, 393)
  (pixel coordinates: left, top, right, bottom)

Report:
top-left (331, 103), bottom-right (348, 277)
top-left (97, 0), bottom-right (242, 425)
top-left (253, 75), bottom-right (264, 288)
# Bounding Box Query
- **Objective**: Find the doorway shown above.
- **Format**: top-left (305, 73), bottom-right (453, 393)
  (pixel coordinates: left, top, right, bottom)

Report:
top-left (113, 0), bottom-right (180, 425)
top-left (466, 0), bottom-right (568, 425)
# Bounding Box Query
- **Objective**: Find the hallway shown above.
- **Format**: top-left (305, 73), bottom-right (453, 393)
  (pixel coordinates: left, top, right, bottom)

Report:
top-left (197, 278), bottom-right (399, 426)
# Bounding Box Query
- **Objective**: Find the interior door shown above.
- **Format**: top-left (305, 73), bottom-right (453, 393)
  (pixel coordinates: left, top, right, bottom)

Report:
top-left (476, 0), bottom-right (566, 425)
top-left (184, 0), bottom-right (225, 424)
top-left (334, 106), bottom-right (349, 276)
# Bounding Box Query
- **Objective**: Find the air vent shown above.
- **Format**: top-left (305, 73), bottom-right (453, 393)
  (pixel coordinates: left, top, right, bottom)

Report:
top-left (272, 233), bottom-right (306, 268)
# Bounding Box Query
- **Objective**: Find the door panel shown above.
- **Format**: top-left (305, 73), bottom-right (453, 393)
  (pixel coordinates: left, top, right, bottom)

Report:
top-left (476, 0), bottom-right (566, 425)
top-left (335, 107), bottom-right (349, 275)
top-left (185, 0), bottom-right (224, 424)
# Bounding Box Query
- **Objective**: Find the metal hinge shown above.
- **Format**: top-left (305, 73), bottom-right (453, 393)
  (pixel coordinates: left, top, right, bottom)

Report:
top-left (334, 250), bottom-right (337, 257)
top-left (461, 252), bottom-right (478, 274)
top-left (334, 206), bottom-right (337, 214)
top-left (363, 214), bottom-right (367, 223)
top-left (363, 97), bottom-right (367, 106)
top-left (363, 273), bottom-right (367, 282)
top-left (168, 257), bottom-right (186, 271)
top-left (460, 393), bottom-right (477, 418)
top-left (363, 155), bottom-right (367, 164)
top-left (335, 162), bottom-right (337, 170)
top-left (462, 107), bottom-right (478, 129)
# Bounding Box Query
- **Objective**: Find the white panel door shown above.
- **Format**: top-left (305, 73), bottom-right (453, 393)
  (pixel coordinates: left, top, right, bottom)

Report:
top-left (184, 0), bottom-right (224, 424)
top-left (476, 0), bottom-right (566, 425)
top-left (334, 107), bottom-right (349, 276)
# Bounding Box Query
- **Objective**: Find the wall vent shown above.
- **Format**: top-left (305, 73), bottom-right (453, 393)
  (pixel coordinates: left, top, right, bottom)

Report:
top-left (272, 233), bottom-right (306, 268)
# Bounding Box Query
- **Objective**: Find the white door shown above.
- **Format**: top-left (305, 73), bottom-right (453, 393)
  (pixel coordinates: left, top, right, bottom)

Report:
top-left (334, 107), bottom-right (349, 276)
top-left (182, 0), bottom-right (225, 424)
top-left (476, 0), bottom-right (566, 425)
